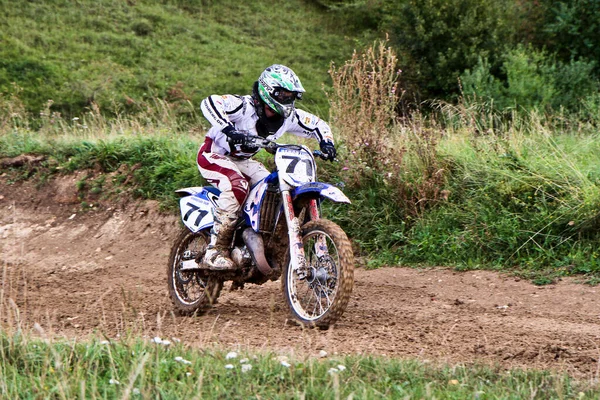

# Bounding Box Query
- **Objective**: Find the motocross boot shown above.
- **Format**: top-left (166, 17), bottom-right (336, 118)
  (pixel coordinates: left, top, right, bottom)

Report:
top-left (203, 209), bottom-right (237, 270)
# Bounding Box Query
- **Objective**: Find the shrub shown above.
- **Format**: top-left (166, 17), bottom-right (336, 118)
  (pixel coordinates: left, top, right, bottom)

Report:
top-left (381, 0), bottom-right (519, 102)
top-left (461, 45), bottom-right (600, 113)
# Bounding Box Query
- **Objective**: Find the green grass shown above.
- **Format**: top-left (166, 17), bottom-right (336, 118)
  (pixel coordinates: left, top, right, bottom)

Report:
top-left (0, 330), bottom-right (595, 399)
top-left (0, 0), bottom-right (357, 121)
top-left (396, 126), bottom-right (600, 281)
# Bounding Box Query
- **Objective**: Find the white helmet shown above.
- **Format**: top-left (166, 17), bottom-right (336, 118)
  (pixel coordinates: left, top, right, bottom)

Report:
top-left (257, 64), bottom-right (305, 118)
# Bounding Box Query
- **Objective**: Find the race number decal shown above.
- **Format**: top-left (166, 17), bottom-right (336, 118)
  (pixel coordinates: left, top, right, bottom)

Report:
top-left (179, 195), bottom-right (214, 232)
top-left (281, 155), bottom-right (314, 176)
top-left (183, 202), bottom-right (209, 226)
top-left (276, 147), bottom-right (316, 186)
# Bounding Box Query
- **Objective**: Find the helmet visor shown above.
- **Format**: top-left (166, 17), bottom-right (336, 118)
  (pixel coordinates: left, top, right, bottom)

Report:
top-left (272, 88), bottom-right (298, 105)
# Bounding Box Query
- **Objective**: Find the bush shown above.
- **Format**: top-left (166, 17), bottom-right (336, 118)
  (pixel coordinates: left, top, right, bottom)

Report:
top-left (535, 0), bottom-right (600, 72)
top-left (381, 0), bottom-right (520, 102)
top-left (461, 45), bottom-right (600, 113)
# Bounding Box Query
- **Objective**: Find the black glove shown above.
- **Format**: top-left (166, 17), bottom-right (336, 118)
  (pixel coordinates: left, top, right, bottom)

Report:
top-left (240, 143), bottom-right (260, 153)
top-left (319, 140), bottom-right (337, 161)
top-left (222, 125), bottom-right (246, 146)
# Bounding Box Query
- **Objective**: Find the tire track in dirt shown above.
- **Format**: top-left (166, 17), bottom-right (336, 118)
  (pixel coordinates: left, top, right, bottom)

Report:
top-left (1, 175), bottom-right (600, 379)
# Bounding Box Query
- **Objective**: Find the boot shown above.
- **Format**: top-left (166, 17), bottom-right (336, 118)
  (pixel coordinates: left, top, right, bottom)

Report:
top-left (203, 210), bottom-right (237, 270)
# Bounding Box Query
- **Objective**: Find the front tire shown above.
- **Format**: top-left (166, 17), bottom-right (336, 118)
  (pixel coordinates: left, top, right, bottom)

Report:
top-left (167, 228), bottom-right (223, 315)
top-left (282, 219), bottom-right (354, 328)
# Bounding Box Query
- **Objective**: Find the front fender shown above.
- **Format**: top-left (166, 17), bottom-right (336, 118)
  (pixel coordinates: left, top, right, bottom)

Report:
top-left (292, 182), bottom-right (351, 204)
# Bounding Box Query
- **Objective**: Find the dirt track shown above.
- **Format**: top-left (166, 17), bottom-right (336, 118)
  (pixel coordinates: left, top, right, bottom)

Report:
top-left (2, 173), bottom-right (600, 380)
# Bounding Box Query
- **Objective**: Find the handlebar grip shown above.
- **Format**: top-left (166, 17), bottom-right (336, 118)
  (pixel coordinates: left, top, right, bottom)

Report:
top-left (313, 149), bottom-right (337, 161)
top-left (313, 150), bottom-right (327, 160)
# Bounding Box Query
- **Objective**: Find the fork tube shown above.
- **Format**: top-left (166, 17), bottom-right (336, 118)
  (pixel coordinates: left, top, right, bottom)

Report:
top-left (281, 190), bottom-right (306, 273)
top-left (308, 198), bottom-right (328, 258)
top-left (308, 199), bottom-right (320, 220)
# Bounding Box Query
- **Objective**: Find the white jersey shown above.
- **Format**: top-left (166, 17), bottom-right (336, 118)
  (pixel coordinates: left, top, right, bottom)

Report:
top-left (200, 94), bottom-right (334, 158)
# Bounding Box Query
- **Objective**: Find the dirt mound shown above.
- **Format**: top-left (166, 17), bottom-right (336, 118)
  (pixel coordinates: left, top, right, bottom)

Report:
top-left (2, 173), bottom-right (600, 379)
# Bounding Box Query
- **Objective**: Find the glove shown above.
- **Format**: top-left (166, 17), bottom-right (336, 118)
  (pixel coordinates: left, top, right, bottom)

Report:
top-left (240, 143), bottom-right (260, 153)
top-left (222, 125), bottom-right (246, 146)
top-left (319, 140), bottom-right (337, 161)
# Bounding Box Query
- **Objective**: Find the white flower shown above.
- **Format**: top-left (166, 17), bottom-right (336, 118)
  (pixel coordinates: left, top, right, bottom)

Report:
top-left (225, 364), bottom-right (234, 369)
top-left (328, 368), bottom-right (339, 375)
top-left (240, 358), bottom-right (249, 364)
top-left (174, 356), bottom-right (192, 365)
top-left (280, 361), bottom-right (291, 368)
top-left (100, 340), bottom-right (110, 345)
top-left (72, 117), bottom-right (79, 121)
top-left (109, 379), bottom-right (120, 385)
top-left (241, 364), bottom-right (252, 373)
top-left (152, 337), bottom-right (171, 346)
top-left (337, 365), bottom-right (347, 371)
top-left (318, 350), bottom-right (328, 358)
top-left (186, 372), bottom-right (192, 377)
top-left (225, 351), bottom-right (238, 360)
top-left (132, 388), bottom-right (141, 395)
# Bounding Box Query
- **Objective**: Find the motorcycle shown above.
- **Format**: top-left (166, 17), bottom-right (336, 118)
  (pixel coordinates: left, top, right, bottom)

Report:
top-left (166, 136), bottom-right (354, 328)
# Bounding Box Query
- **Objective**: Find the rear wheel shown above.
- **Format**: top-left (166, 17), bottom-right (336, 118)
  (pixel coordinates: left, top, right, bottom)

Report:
top-left (167, 228), bottom-right (223, 315)
top-left (282, 219), bottom-right (354, 328)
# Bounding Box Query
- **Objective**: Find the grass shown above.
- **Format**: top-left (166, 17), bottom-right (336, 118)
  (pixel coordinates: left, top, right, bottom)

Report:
top-left (0, 0), bottom-right (358, 121)
top-left (321, 43), bottom-right (600, 282)
top-left (395, 115), bottom-right (600, 282)
top-left (0, 329), bottom-right (596, 399)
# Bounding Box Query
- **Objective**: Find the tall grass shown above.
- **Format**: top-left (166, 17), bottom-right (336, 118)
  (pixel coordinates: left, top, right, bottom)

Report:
top-left (326, 41), bottom-right (447, 266)
top-left (325, 42), bottom-right (600, 279)
top-left (408, 103), bottom-right (600, 282)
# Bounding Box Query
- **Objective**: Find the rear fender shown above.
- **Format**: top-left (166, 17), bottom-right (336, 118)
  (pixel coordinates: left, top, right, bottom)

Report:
top-left (177, 187), bottom-right (220, 233)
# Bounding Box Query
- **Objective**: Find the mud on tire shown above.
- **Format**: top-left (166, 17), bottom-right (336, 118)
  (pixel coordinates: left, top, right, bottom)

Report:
top-left (282, 219), bottom-right (354, 328)
top-left (167, 228), bottom-right (223, 315)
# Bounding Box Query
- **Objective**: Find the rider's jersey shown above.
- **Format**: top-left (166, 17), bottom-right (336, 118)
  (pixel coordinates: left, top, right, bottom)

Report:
top-left (200, 94), bottom-right (334, 158)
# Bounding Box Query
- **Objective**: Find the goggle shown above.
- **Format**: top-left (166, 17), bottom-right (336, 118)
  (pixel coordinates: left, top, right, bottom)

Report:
top-left (272, 88), bottom-right (301, 105)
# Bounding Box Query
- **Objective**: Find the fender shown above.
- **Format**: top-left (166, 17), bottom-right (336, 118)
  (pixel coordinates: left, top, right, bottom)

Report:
top-left (292, 182), bottom-right (351, 204)
top-left (177, 186), bottom-right (221, 233)
top-left (175, 186), bottom-right (220, 198)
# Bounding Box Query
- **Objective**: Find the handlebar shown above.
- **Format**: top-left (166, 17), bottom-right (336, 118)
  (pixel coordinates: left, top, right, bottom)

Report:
top-left (227, 134), bottom-right (333, 161)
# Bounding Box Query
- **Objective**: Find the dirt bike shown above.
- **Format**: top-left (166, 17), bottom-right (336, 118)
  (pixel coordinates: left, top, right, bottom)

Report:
top-left (166, 136), bottom-right (354, 328)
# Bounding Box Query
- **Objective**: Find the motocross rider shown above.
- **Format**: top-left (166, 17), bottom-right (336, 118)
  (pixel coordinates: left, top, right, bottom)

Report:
top-left (198, 64), bottom-right (337, 270)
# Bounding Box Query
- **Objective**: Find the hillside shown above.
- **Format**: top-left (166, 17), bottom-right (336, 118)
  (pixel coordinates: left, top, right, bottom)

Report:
top-left (0, 0), bottom-right (357, 119)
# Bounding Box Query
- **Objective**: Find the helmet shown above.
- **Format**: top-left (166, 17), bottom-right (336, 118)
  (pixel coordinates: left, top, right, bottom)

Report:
top-left (257, 64), bottom-right (305, 118)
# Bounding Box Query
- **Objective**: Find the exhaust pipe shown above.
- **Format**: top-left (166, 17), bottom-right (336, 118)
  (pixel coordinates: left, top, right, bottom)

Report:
top-left (242, 228), bottom-right (273, 276)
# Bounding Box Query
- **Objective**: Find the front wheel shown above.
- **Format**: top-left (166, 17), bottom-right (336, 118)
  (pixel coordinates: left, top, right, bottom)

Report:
top-left (282, 219), bottom-right (354, 328)
top-left (167, 228), bottom-right (223, 315)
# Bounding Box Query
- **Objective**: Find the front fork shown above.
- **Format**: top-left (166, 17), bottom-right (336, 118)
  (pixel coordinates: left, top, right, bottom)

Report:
top-left (282, 190), bottom-right (306, 277)
top-left (308, 199), bottom-right (328, 259)
top-left (282, 193), bottom-right (326, 278)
